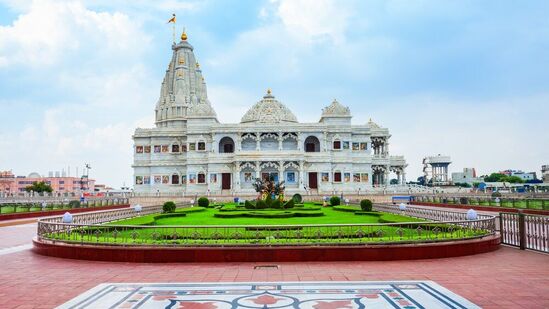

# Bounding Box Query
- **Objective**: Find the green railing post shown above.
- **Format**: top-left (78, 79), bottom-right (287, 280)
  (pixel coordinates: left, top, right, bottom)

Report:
top-left (518, 210), bottom-right (526, 250)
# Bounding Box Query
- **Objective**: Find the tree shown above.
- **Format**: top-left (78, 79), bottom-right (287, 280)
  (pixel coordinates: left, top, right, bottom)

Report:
top-left (25, 181), bottom-right (53, 193)
top-left (506, 176), bottom-right (524, 184)
top-left (484, 173), bottom-right (506, 182)
top-left (390, 178), bottom-right (399, 185)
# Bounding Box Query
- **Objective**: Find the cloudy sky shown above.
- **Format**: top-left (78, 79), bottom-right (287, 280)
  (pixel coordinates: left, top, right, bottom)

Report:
top-left (1, 0), bottom-right (548, 187)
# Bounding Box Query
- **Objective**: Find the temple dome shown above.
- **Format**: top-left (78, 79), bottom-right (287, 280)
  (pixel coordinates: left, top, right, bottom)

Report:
top-left (241, 90), bottom-right (298, 124)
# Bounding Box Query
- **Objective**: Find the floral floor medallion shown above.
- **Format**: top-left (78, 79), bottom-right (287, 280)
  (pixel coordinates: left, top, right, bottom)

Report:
top-left (57, 281), bottom-right (479, 309)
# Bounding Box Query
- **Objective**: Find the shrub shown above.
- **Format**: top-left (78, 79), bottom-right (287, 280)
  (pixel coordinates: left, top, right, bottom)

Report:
top-left (360, 199), bottom-right (373, 211)
top-left (283, 199), bottom-right (295, 209)
top-left (256, 199), bottom-right (267, 209)
top-left (292, 193), bottom-right (303, 204)
top-left (459, 197), bottom-right (469, 205)
top-left (244, 200), bottom-right (255, 209)
top-left (491, 191), bottom-right (502, 198)
top-left (68, 200), bottom-right (81, 208)
top-left (197, 197), bottom-right (209, 207)
top-left (271, 199), bottom-right (282, 209)
top-left (330, 196), bottom-right (341, 206)
top-left (163, 201), bottom-right (176, 213)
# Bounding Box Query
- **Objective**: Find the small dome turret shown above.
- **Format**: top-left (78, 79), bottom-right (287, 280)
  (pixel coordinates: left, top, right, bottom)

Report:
top-left (241, 90), bottom-right (298, 124)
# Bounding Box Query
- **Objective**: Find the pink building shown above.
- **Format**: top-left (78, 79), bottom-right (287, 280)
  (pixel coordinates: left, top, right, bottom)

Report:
top-left (0, 170), bottom-right (96, 196)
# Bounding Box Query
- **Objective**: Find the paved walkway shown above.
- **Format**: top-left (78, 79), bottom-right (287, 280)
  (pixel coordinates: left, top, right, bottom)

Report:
top-left (0, 213), bottom-right (548, 308)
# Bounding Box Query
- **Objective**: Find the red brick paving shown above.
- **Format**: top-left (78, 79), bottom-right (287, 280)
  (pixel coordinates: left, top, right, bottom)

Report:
top-left (0, 246), bottom-right (546, 308)
top-left (1, 216), bottom-right (548, 308)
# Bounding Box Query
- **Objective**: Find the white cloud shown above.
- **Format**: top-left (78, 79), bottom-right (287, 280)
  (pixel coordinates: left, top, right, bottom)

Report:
top-left (275, 0), bottom-right (352, 44)
top-left (0, 0), bottom-right (150, 68)
top-left (0, 0), bottom-right (157, 187)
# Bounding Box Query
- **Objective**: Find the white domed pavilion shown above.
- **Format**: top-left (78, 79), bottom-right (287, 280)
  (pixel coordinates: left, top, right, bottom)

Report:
top-left (132, 31), bottom-right (407, 195)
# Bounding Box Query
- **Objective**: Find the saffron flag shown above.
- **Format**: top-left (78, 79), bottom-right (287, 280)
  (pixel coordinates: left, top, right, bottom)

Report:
top-left (167, 14), bottom-right (176, 24)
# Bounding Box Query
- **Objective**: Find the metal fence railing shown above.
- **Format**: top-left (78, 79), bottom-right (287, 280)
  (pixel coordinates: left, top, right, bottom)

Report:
top-left (0, 198), bottom-right (130, 215)
top-left (36, 204), bottom-right (497, 247)
top-left (412, 195), bottom-right (549, 210)
top-left (500, 211), bottom-right (549, 253)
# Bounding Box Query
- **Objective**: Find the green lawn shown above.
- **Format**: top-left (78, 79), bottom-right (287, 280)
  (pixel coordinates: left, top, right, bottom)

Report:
top-left (109, 205), bottom-right (424, 226)
top-left (41, 203), bottom-right (489, 246)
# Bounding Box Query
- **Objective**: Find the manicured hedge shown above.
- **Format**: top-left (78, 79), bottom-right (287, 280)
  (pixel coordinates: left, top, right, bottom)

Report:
top-left (292, 211), bottom-right (324, 217)
top-left (154, 213), bottom-right (187, 220)
top-left (213, 210), bottom-right (323, 219)
top-left (332, 205), bottom-right (361, 212)
top-left (178, 207), bottom-right (206, 213)
top-left (214, 211), bottom-right (295, 219)
top-left (354, 211), bottom-right (381, 217)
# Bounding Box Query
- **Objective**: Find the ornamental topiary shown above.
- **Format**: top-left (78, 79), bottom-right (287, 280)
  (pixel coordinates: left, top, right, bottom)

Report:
top-left (245, 200), bottom-right (255, 209)
top-left (197, 197), bottom-right (209, 207)
top-left (271, 199), bottom-right (282, 209)
top-left (256, 199), bottom-right (267, 209)
top-left (163, 201), bottom-right (176, 213)
top-left (292, 193), bottom-right (303, 204)
top-left (491, 191), bottom-right (502, 198)
top-left (330, 196), bottom-right (341, 206)
top-left (360, 199), bottom-right (373, 211)
top-left (284, 199), bottom-right (295, 209)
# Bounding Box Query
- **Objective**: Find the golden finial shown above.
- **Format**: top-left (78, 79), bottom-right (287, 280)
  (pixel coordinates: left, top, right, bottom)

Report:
top-left (181, 27), bottom-right (187, 41)
top-left (196, 62), bottom-right (200, 68)
top-left (267, 88), bottom-right (272, 95)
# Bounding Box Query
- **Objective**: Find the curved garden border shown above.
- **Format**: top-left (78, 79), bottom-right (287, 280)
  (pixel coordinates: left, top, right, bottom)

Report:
top-left (32, 204), bottom-right (500, 263)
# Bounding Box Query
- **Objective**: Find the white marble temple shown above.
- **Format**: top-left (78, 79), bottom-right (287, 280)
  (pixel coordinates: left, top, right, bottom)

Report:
top-left (132, 31), bottom-right (407, 195)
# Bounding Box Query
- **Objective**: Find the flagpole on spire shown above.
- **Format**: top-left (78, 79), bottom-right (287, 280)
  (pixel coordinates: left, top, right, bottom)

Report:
top-left (167, 13), bottom-right (176, 43)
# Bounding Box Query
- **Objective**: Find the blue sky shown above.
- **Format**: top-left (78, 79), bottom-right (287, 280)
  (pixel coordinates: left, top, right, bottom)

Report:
top-left (1, 0), bottom-right (548, 187)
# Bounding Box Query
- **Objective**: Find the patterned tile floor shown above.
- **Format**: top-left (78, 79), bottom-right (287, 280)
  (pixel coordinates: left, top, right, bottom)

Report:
top-left (0, 218), bottom-right (548, 308)
top-left (58, 281), bottom-right (480, 309)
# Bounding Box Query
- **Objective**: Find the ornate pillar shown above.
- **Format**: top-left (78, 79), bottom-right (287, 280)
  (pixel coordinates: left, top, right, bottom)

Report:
top-left (297, 132), bottom-right (302, 151)
top-left (237, 134), bottom-right (242, 151)
top-left (278, 161), bottom-right (284, 183)
top-left (402, 171), bottom-right (406, 184)
top-left (278, 132), bottom-right (283, 150)
top-left (323, 131), bottom-right (328, 152)
top-left (299, 160), bottom-right (304, 187)
top-left (232, 161), bottom-right (239, 194)
top-left (255, 132), bottom-right (261, 151)
top-left (255, 161), bottom-right (261, 180)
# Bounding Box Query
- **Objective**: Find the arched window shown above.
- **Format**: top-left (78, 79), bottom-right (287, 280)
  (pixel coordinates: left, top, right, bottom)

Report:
top-left (197, 173), bottom-right (206, 184)
top-left (304, 136), bottom-right (320, 152)
top-left (219, 137), bottom-right (235, 153)
top-left (171, 174), bottom-right (179, 184)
